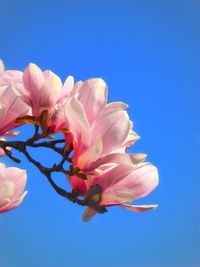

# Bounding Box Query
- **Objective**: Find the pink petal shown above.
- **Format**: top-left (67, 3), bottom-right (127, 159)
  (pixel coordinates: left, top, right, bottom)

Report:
top-left (0, 148), bottom-right (5, 157)
top-left (43, 69), bottom-right (55, 79)
top-left (82, 207), bottom-right (97, 222)
top-left (92, 107), bottom-right (131, 154)
top-left (101, 163), bottom-right (159, 205)
top-left (102, 101), bottom-right (128, 111)
top-left (40, 74), bottom-right (62, 108)
top-left (77, 78), bottom-right (108, 125)
top-left (70, 176), bottom-right (87, 195)
top-left (84, 153), bottom-right (147, 173)
top-left (2, 130), bottom-right (20, 137)
top-left (0, 59), bottom-right (4, 73)
top-left (120, 203), bottom-right (158, 212)
top-left (23, 63), bottom-right (45, 113)
top-left (0, 67), bottom-right (23, 88)
top-left (77, 138), bottom-right (103, 169)
top-left (0, 163), bottom-right (27, 214)
top-left (64, 96), bottom-right (90, 144)
top-left (5, 168), bottom-right (27, 202)
top-left (122, 129), bottom-right (140, 150)
top-left (0, 138), bottom-right (11, 157)
top-left (10, 191), bottom-right (28, 209)
top-left (0, 85), bottom-right (30, 135)
top-left (23, 63), bottom-right (44, 94)
top-left (91, 164), bottom-right (134, 191)
top-left (59, 75), bottom-right (74, 103)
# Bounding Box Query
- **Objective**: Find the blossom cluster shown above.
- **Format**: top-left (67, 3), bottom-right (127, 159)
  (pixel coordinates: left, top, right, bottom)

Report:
top-left (0, 59), bottom-right (158, 221)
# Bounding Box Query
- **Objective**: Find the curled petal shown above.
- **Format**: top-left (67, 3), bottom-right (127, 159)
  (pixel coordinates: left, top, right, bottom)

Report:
top-left (120, 203), bottom-right (158, 212)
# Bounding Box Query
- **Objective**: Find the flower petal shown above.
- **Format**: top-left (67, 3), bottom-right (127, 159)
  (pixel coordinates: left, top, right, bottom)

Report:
top-left (60, 75), bottom-right (74, 102)
top-left (82, 207), bottom-right (97, 222)
top-left (64, 96), bottom-right (90, 144)
top-left (23, 63), bottom-right (44, 95)
top-left (23, 63), bottom-right (45, 112)
top-left (77, 138), bottom-right (103, 169)
top-left (77, 78), bottom-right (108, 125)
top-left (84, 153), bottom-right (147, 173)
top-left (40, 73), bottom-right (62, 108)
top-left (92, 106), bottom-right (131, 154)
top-left (101, 163), bottom-right (159, 205)
top-left (0, 164), bottom-right (27, 214)
top-left (120, 203), bottom-right (158, 212)
top-left (70, 176), bottom-right (87, 195)
top-left (0, 59), bottom-right (4, 73)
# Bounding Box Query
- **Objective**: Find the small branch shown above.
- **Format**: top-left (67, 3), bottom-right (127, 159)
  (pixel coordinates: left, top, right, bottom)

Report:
top-left (15, 145), bottom-right (85, 206)
top-left (0, 139), bottom-right (66, 156)
top-left (26, 139), bottom-right (66, 157)
top-left (0, 136), bottom-right (86, 207)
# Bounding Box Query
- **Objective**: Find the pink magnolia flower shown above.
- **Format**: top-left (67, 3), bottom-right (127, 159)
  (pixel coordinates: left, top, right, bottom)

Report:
top-left (0, 60), bottom-right (30, 135)
top-left (0, 163), bottom-right (27, 214)
top-left (0, 59), bottom-right (23, 91)
top-left (68, 78), bottom-right (108, 125)
top-left (63, 78), bottom-right (139, 173)
top-left (0, 84), bottom-right (30, 136)
top-left (70, 161), bottom-right (158, 221)
top-left (21, 63), bottom-right (72, 117)
top-left (44, 76), bottom-right (74, 134)
top-left (44, 77), bottom-right (106, 135)
top-left (64, 94), bottom-right (138, 172)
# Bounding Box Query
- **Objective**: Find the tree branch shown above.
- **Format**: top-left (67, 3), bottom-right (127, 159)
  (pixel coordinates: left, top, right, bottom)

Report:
top-left (0, 136), bottom-right (86, 207)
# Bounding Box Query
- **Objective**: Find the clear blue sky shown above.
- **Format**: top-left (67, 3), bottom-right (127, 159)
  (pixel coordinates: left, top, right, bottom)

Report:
top-left (0, 1), bottom-right (199, 266)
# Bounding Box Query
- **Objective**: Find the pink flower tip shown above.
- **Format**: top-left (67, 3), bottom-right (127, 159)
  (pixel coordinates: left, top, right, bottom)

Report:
top-left (0, 163), bottom-right (28, 214)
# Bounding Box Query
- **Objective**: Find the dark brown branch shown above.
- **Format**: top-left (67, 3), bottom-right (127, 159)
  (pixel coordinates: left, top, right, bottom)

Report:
top-left (22, 147), bottom-right (85, 205)
top-left (0, 137), bottom-right (86, 207)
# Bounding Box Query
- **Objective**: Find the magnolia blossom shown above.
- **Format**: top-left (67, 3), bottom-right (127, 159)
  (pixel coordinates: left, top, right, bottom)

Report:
top-left (0, 84), bottom-right (30, 136)
top-left (70, 160), bottom-right (158, 221)
top-left (64, 91), bottom-right (138, 172)
top-left (43, 75), bottom-right (74, 134)
top-left (0, 60), bottom-right (159, 220)
top-left (21, 63), bottom-right (75, 118)
top-left (0, 163), bottom-right (27, 214)
top-left (0, 60), bottom-right (23, 91)
top-left (0, 60), bottom-right (30, 136)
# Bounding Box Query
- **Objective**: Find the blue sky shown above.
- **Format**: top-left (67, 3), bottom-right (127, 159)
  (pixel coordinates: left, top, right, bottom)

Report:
top-left (0, 1), bottom-right (200, 266)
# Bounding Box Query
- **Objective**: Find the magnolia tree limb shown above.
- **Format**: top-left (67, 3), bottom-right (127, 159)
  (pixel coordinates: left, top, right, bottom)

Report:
top-left (0, 130), bottom-right (87, 207)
